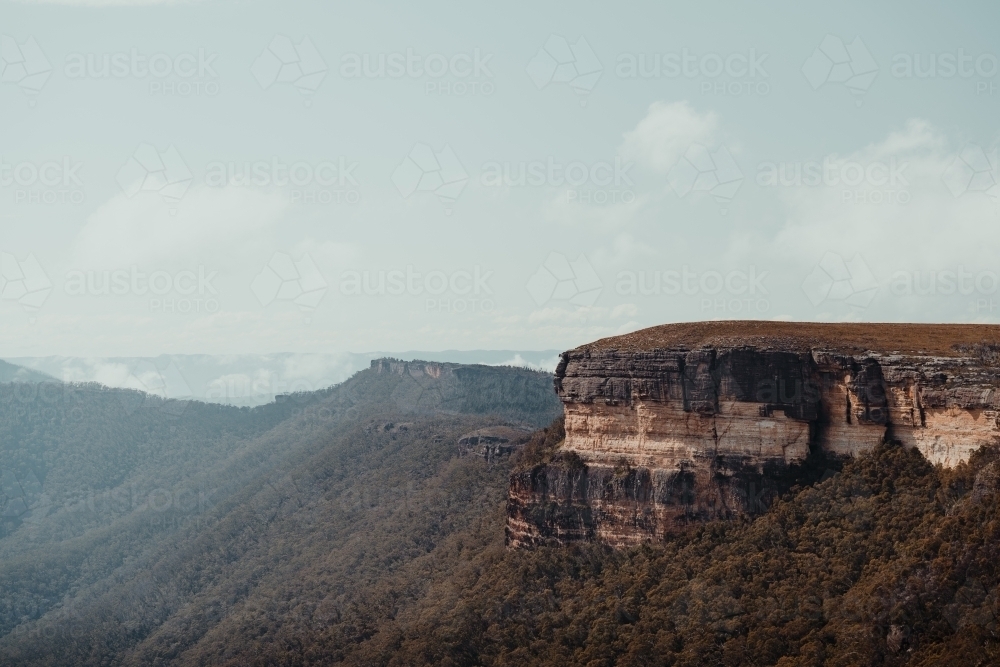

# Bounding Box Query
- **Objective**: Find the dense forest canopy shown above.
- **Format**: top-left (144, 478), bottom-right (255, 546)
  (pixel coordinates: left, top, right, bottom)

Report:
top-left (0, 361), bottom-right (998, 665)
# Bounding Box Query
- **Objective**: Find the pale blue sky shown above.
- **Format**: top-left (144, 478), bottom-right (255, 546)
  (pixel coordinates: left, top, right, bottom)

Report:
top-left (2, 0), bottom-right (1000, 358)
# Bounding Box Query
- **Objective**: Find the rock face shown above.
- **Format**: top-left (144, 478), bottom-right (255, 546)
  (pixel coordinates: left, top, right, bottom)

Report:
top-left (458, 426), bottom-right (531, 462)
top-left (508, 321), bottom-right (1000, 547)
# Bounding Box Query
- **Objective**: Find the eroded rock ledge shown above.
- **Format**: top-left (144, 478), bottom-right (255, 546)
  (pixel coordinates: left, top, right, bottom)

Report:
top-left (507, 321), bottom-right (1000, 547)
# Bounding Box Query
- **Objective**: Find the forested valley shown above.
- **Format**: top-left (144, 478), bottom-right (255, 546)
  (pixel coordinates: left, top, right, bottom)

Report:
top-left (1, 361), bottom-right (999, 665)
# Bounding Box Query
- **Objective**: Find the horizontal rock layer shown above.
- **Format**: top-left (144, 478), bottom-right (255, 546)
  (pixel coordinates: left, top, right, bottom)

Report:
top-left (508, 323), bottom-right (1000, 547)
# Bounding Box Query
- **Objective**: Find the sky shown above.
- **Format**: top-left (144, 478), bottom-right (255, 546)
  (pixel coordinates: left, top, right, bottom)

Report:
top-left (3, 0), bottom-right (1000, 359)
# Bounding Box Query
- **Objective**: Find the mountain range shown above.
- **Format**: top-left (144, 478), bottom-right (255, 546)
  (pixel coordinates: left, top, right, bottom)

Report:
top-left (1, 334), bottom-right (999, 665)
top-left (3, 351), bottom-right (562, 406)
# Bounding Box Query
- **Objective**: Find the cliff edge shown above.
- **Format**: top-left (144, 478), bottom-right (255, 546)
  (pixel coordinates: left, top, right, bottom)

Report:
top-left (507, 321), bottom-right (1000, 547)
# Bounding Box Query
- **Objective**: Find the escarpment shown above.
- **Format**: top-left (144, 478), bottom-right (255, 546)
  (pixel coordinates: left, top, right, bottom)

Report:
top-left (507, 321), bottom-right (1000, 547)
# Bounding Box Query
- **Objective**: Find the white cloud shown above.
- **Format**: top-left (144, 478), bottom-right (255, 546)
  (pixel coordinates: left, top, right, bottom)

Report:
top-left (771, 120), bottom-right (1000, 274)
top-left (867, 119), bottom-right (946, 157)
top-left (540, 189), bottom-right (648, 228)
top-left (280, 352), bottom-right (366, 386)
top-left (490, 354), bottom-right (560, 372)
top-left (620, 101), bottom-right (720, 172)
top-left (610, 303), bottom-right (638, 318)
top-left (723, 120), bottom-right (1000, 322)
top-left (90, 361), bottom-right (135, 387)
top-left (72, 186), bottom-right (288, 269)
top-left (66, 360), bottom-right (132, 385)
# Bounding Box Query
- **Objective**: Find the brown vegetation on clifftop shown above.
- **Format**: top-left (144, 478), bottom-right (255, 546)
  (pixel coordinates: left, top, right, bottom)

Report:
top-left (582, 321), bottom-right (1000, 356)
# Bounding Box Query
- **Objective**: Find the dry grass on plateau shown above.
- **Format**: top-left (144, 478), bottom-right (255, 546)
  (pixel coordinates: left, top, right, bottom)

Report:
top-left (583, 320), bottom-right (1000, 357)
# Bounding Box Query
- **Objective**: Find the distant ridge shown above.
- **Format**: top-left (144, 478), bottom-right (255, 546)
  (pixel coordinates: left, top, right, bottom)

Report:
top-left (4, 351), bottom-right (560, 406)
top-left (0, 360), bottom-right (58, 384)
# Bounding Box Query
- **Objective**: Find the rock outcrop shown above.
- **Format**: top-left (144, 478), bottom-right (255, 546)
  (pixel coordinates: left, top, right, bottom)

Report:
top-left (458, 426), bottom-right (531, 462)
top-left (508, 321), bottom-right (1000, 547)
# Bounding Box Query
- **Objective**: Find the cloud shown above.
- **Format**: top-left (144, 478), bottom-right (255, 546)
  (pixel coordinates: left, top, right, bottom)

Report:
top-left (490, 354), bottom-right (561, 373)
top-left (72, 186), bottom-right (288, 269)
top-left (620, 101), bottom-right (720, 172)
top-left (737, 120), bottom-right (1000, 322)
top-left (610, 303), bottom-right (638, 318)
top-left (540, 189), bottom-right (647, 228)
top-left (771, 119), bottom-right (1000, 273)
top-left (72, 360), bottom-right (132, 385)
top-left (280, 352), bottom-right (361, 384)
top-left (868, 119), bottom-right (946, 156)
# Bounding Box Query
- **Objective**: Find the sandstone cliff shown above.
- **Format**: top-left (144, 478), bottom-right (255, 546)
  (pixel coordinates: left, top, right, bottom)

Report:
top-left (508, 321), bottom-right (1000, 547)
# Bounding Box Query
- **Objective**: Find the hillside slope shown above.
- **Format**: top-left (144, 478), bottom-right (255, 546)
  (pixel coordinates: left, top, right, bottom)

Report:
top-left (3, 344), bottom-right (1000, 665)
top-left (0, 360), bottom-right (57, 384)
top-left (9, 419), bottom-right (998, 666)
top-left (0, 360), bottom-right (560, 664)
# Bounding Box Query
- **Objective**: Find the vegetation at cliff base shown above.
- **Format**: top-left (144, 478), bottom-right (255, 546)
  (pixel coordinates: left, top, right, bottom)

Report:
top-left (184, 438), bottom-right (1000, 666)
top-left (2, 363), bottom-right (1000, 665)
top-left (400, 439), bottom-right (1000, 667)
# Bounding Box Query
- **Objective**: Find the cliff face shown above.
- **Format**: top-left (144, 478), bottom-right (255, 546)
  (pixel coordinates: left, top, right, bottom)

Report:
top-left (507, 322), bottom-right (1000, 547)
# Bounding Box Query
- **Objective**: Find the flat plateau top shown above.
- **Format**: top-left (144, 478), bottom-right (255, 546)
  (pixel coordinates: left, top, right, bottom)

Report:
top-left (580, 321), bottom-right (1000, 357)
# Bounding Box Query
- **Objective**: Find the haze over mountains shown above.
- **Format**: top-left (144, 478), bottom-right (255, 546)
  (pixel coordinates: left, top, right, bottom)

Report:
top-left (4, 351), bottom-right (561, 406)
top-left (2, 341), bottom-right (1000, 665)
top-left (4, 0), bottom-right (999, 662)
top-left (0, 361), bottom-right (56, 385)
top-left (0, 358), bottom-right (562, 665)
